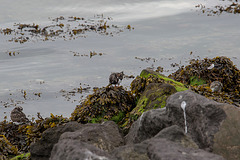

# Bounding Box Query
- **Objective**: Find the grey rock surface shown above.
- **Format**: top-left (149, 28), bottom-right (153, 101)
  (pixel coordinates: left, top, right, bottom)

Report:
top-left (58, 121), bottom-right (124, 152)
top-left (30, 121), bottom-right (84, 160)
top-left (50, 139), bottom-right (112, 160)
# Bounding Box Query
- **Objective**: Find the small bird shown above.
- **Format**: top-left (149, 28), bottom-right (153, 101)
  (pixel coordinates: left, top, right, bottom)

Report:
top-left (210, 81), bottom-right (223, 92)
top-left (109, 71), bottom-right (124, 86)
top-left (10, 106), bottom-right (29, 123)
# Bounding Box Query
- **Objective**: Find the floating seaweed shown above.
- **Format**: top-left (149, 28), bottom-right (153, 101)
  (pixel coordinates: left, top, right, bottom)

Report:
top-left (0, 15), bottom-right (133, 44)
top-left (196, 0), bottom-right (240, 16)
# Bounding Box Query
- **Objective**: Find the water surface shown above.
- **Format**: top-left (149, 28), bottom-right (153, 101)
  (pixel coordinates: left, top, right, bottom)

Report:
top-left (1, 0), bottom-right (240, 121)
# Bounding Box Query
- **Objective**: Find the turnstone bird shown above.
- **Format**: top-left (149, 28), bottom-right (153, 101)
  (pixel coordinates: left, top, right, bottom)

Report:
top-left (210, 81), bottom-right (223, 92)
top-left (10, 106), bottom-right (29, 123)
top-left (109, 71), bottom-right (124, 86)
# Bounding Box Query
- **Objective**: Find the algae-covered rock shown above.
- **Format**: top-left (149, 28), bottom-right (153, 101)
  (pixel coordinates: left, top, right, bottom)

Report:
top-left (70, 86), bottom-right (135, 125)
top-left (124, 69), bottom-right (186, 133)
top-left (130, 83), bottom-right (177, 119)
top-left (170, 56), bottom-right (240, 106)
top-left (0, 135), bottom-right (19, 157)
top-left (130, 69), bottom-right (187, 99)
top-left (140, 69), bottom-right (188, 92)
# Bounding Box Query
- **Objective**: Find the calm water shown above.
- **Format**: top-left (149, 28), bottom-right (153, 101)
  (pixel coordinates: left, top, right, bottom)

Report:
top-left (0, 0), bottom-right (240, 121)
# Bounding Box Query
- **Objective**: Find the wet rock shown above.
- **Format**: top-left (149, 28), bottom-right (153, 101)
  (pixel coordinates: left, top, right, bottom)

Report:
top-left (57, 121), bottom-right (124, 152)
top-left (30, 121), bottom-right (84, 160)
top-left (50, 140), bottom-right (112, 160)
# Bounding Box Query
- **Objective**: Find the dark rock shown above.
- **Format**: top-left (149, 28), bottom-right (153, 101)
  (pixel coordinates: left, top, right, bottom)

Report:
top-left (125, 90), bottom-right (240, 159)
top-left (57, 121), bottom-right (123, 152)
top-left (111, 142), bottom-right (149, 160)
top-left (166, 90), bottom-right (227, 150)
top-left (114, 132), bottom-right (224, 160)
top-left (50, 140), bottom-right (112, 160)
top-left (30, 121), bottom-right (84, 160)
top-left (154, 125), bottom-right (198, 149)
top-left (212, 104), bottom-right (240, 160)
top-left (147, 138), bottom-right (225, 160)
top-left (125, 108), bottom-right (171, 144)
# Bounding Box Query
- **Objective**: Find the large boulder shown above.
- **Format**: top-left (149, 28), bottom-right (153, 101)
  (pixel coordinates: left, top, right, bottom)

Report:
top-left (147, 138), bottom-right (225, 160)
top-left (30, 121), bottom-right (84, 160)
top-left (56, 121), bottom-right (123, 152)
top-left (125, 90), bottom-right (240, 160)
top-left (212, 104), bottom-right (240, 159)
top-left (113, 125), bottom-right (224, 160)
top-left (50, 140), bottom-right (112, 160)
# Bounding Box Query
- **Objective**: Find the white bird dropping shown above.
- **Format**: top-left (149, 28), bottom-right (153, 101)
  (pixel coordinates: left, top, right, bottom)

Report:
top-left (181, 101), bottom-right (187, 134)
top-left (207, 63), bottom-right (214, 69)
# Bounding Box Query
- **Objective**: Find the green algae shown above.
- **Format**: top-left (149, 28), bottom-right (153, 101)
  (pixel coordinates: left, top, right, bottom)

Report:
top-left (10, 152), bottom-right (30, 160)
top-left (190, 76), bottom-right (206, 86)
top-left (140, 69), bottom-right (187, 92)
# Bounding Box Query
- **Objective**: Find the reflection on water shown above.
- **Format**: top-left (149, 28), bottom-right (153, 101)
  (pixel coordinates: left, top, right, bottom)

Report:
top-left (0, 0), bottom-right (240, 121)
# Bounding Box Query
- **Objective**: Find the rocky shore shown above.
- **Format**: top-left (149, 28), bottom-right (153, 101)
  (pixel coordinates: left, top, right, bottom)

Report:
top-left (1, 56), bottom-right (240, 160)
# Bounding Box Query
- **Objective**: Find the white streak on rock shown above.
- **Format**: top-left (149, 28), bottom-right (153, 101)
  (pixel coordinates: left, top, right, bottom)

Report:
top-left (138, 112), bottom-right (145, 127)
top-left (84, 149), bottom-right (109, 160)
top-left (181, 101), bottom-right (187, 134)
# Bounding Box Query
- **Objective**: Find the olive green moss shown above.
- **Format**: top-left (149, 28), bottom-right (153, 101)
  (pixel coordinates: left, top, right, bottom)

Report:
top-left (111, 111), bottom-right (125, 124)
top-left (10, 152), bottom-right (30, 160)
top-left (140, 69), bottom-right (187, 92)
top-left (190, 76), bottom-right (206, 86)
top-left (130, 83), bottom-right (177, 121)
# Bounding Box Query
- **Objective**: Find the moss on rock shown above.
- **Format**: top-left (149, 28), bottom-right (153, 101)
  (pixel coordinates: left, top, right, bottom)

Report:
top-left (140, 69), bottom-right (187, 92)
top-left (130, 83), bottom-right (177, 120)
